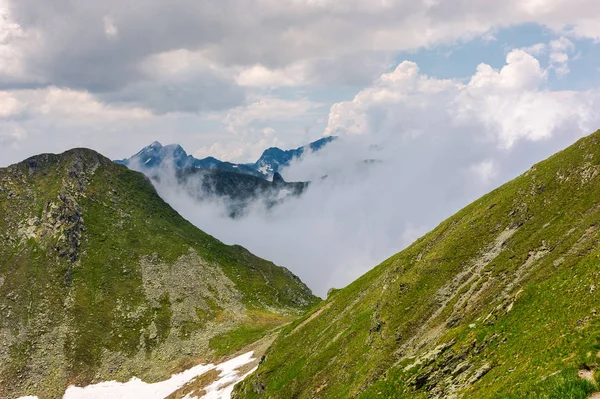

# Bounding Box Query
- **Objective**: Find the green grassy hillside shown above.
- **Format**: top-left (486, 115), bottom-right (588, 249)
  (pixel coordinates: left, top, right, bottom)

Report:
top-left (0, 148), bottom-right (319, 399)
top-left (235, 130), bottom-right (600, 399)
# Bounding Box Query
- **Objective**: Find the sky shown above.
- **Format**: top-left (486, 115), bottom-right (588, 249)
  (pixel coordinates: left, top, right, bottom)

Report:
top-left (2, 0), bottom-right (600, 296)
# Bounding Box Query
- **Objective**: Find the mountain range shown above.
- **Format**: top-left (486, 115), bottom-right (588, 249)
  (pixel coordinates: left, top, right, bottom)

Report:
top-left (115, 136), bottom-right (336, 178)
top-left (0, 149), bottom-right (318, 399)
top-left (115, 137), bottom-right (335, 217)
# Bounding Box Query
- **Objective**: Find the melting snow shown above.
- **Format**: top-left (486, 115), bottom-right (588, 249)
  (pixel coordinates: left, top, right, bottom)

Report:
top-left (192, 351), bottom-right (256, 399)
top-left (17, 351), bottom-right (256, 399)
top-left (62, 363), bottom-right (214, 399)
top-left (258, 164), bottom-right (271, 175)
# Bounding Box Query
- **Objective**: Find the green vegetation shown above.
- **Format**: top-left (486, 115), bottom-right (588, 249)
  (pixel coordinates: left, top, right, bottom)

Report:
top-left (235, 130), bottom-right (600, 398)
top-left (209, 310), bottom-right (293, 357)
top-left (0, 149), bottom-right (319, 399)
top-left (497, 369), bottom-right (596, 399)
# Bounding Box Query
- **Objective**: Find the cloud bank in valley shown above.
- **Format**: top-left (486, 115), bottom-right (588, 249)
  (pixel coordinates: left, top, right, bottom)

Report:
top-left (153, 47), bottom-right (600, 297)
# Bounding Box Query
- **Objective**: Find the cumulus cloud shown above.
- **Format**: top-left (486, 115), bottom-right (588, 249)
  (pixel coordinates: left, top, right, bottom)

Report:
top-left (223, 97), bottom-right (324, 132)
top-left (0, 0), bottom-right (34, 85)
top-left (0, 125), bottom-right (26, 147)
top-left (95, 48), bottom-right (247, 114)
top-left (0, 86), bottom-right (156, 162)
top-left (192, 134), bottom-right (285, 163)
top-left (0, 91), bottom-right (22, 118)
top-left (4, 0), bottom-right (600, 93)
top-left (548, 37), bottom-right (575, 77)
top-left (521, 36), bottom-right (576, 78)
top-left (154, 49), bottom-right (600, 297)
top-left (326, 49), bottom-right (588, 148)
top-left (184, 96), bottom-right (330, 162)
top-left (237, 65), bottom-right (308, 88)
top-left (236, 52), bottom-right (394, 88)
top-left (103, 15), bottom-right (118, 38)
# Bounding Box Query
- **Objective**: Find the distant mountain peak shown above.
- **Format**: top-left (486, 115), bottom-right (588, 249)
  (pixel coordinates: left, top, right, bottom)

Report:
top-left (163, 143), bottom-right (185, 151)
top-left (253, 136), bottom-right (338, 176)
top-left (272, 172), bottom-right (285, 185)
top-left (116, 136), bottom-right (337, 179)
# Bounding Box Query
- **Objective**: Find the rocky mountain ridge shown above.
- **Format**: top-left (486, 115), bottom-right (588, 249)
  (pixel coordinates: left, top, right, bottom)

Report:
top-left (0, 148), bottom-right (319, 399)
top-left (116, 136), bottom-right (336, 178)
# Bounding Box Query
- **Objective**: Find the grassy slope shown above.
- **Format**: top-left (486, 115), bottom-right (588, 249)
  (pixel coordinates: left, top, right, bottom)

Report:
top-left (235, 130), bottom-right (600, 399)
top-left (0, 149), bottom-right (319, 398)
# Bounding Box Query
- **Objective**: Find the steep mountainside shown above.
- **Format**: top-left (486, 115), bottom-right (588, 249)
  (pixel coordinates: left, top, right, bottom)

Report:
top-left (172, 169), bottom-right (308, 217)
top-left (0, 149), bottom-right (318, 399)
top-left (235, 130), bottom-right (600, 399)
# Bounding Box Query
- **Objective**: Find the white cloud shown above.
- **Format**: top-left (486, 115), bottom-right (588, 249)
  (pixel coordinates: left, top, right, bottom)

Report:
top-left (521, 36), bottom-right (575, 78)
top-left (35, 87), bottom-right (152, 122)
top-left (471, 159), bottom-right (498, 184)
top-left (469, 50), bottom-right (547, 91)
top-left (236, 52), bottom-right (393, 88)
top-left (0, 87), bottom-right (158, 162)
top-left (193, 134), bottom-right (285, 163)
top-left (236, 64), bottom-right (307, 87)
top-left (325, 49), bottom-right (589, 149)
top-left (0, 125), bottom-right (26, 147)
top-left (522, 43), bottom-right (547, 56)
top-left (157, 49), bottom-right (600, 296)
top-left (224, 97), bottom-right (323, 132)
top-left (550, 36), bottom-right (574, 52)
top-left (188, 97), bottom-right (328, 162)
top-left (103, 15), bottom-right (118, 38)
top-left (5, 0), bottom-right (600, 92)
top-left (0, 87), bottom-right (151, 124)
top-left (142, 49), bottom-right (217, 77)
top-left (0, 1), bottom-right (21, 43)
top-left (0, 0), bottom-right (28, 82)
top-left (325, 61), bottom-right (456, 136)
top-left (549, 52), bottom-right (570, 76)
top-left (0, 92), bottom-right (22, 117)
top-left (548, 36), bottom-right (575, 77)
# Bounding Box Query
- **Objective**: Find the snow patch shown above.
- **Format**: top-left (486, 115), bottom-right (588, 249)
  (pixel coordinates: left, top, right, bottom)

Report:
top-left (63, 363), bottom-right (214, 399)
top-left (194, 351), bottom-right (256, 399)
top-left (258, 164), bottom-right (272, 175)
top-left (18, 351), bottom-right (257, 399)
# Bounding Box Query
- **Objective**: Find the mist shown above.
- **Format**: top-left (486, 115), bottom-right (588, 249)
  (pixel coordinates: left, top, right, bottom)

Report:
top-left (146, 52), bottom-right (600, 298)
top-left (146, 131), bottom-right (587, 298)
